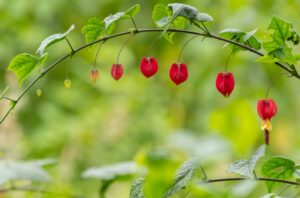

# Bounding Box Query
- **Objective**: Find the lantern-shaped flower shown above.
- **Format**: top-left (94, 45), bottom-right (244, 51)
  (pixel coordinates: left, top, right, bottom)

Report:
top-left (140, 57), bottom-right (158, 78)
top-left (215, 72), bottom-right (235, 97)
top-left (111, 64), bottom-right (124, 81)
top-left (257, 98), bottom-right (277, 144)
top-left (169, 63), bottom-right (188, 85)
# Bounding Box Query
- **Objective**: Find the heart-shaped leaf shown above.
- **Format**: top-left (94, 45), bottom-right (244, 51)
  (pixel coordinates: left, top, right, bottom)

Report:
top-left (8, 53), bottom-right (48, 85)
top-left (261, 156), bottom-right (296, 192)
top-left (36, 24), bottom-right (75, 56)
top-left (152, 4), bottom-right (170, 27)
top-left (125, 4), bottom-right (140, 17)
top-left (81, 17), bottom-right (105, 44)
top-left (228, 145), bottom-right (266, 178)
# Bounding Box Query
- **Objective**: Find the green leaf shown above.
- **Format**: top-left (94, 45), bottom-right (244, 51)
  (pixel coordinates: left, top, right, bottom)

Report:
top-left (228, 145), bottom-right (266, 178)
top-left (256, 55), bottom-right (279, 63)
top-left (266, 16), bottom-right (293, 47)
top-left (8, 53), bottom-right (47, 85)
top-left (219, 28), bottom-right (261, 54)
top-left (129, 178), bottom-right (145, 198)
top-left (125, 4), bottom-right (140, 17)
top-left (104, 12), bottom-right (129, 35)
top-left (36, 24), bottom-right (75, 56)
top-left (164, 158), bottom-right (201, 198)
top-left (219, 28), bottom-right (244, 39)
top-left (168, 3), bottom-right (213, 23)
top-left (81, 161), bottom-right (139, 181)
top-left (81, 17), bottom-right (105, 44)
top-left (261, 156), bottom-right (296, 192)
top-left (262, 16), bottom-right (300, 65)
top-left (0, 160), bottom-right (51, 185)
top-left (152, 3), bottom-right (211, 43)
top-left (152, 4), bottom-right (170, 27)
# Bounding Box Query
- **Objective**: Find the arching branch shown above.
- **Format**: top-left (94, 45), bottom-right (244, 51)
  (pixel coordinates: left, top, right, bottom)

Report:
top-left (1, 28), bottom-right (299, 125)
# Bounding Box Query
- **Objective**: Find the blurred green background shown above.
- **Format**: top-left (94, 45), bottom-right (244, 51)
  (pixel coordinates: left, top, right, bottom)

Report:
top-left (0, 0), bottom-right (300, 197)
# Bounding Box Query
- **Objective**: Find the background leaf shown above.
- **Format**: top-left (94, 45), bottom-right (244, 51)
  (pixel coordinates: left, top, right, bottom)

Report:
top-left (164, 158), bottom-right (201, 198)
top-left (228, 145), bottom-right (266, 178)
top-left (129, 178), bottom-right (145, 198)
top-left (81, 161), bottom-right (139, 181)
top-left (261, 156), bottom-right (296, 192)
top-left (0, 160), bottom-right (51, 185)
top-left (36, 24), bottom-right (75, 56)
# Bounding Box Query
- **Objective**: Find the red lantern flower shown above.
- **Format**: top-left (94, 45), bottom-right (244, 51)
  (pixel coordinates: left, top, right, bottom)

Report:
top-left (169, 63), bottom-right (188, 85)
top-left (111, 64), bottom-right (123, 81)
top-left (215, 72), bottom-right (235, 97)
top-left (257, 98), bottom-right (278, 145)
top-left (140, 57), bottom-right (158, 78)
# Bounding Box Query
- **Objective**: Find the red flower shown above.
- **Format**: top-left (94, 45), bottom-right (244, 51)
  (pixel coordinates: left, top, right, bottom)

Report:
top-left (140, 57), bottom-right (158, 78)
top-left (90, 69), bottom-right (99, 83)
top-left (111, 64), bottom-right (123, 81)
top-left (257, 99), bottom-right (277, 121)
top-left (215, 72), bottom-right (235, 97)
top-left (169, 63), bottom-right (188, 85)
top-left (257, 98), bottom-right (278, 145)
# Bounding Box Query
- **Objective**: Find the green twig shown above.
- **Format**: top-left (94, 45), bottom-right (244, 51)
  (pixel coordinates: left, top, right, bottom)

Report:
top-left (204, 177), bottom-right (299, 186)
top-left (65, 37), bottom-right (75, 54)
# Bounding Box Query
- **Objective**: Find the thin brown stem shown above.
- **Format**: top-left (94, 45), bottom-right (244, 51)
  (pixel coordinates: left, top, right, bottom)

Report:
top-left (265, 72), bottom-right (289, 99)
top-left (130, 17), bottom-right (138, 30)
top-left (177, 35), bottom-right (199, 63)
top-left (146, 34), bottom-right (161, 57)
top-left (65, 38), bottom-right (75, 53)
top-left (205, 177), bottom-right (299, 186)
top-left (93, 42), bottom-right (104, 69)
top-left (116, 34), bottom-right (132, 64)
top-left (224, 51), bottom-right (234, 73)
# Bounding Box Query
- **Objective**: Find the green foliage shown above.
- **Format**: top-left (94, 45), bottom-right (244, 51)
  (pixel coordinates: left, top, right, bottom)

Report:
top-left (81, 4), bottom-right (140, 44)
top-left (81, 161), bottom-right (139, 181)
top-left (36, 24), bottom-right (75, 56)
top-left (125, 4), bottom-right (140, 17)
top-left (103, 4), bottom-right (140, 35)
top-left (152, 4), bottom-right (170, 27)
top-left (261, 16), bottom-right (299, 65)
top-left (152, 3), bottom-right (212, 43)
top-left (261, 157), bottom-right (296, 192)
top-left (228, 145), bottom-right (266, 178)
top-left (164, 158), bottom-right (201, 198)
top-left (7, 53), bottom-right (48, 85)
top-left (129, 178), bottom-right (145, 198)
top-left (219, 28), bottom-right (261, 54)
top-left (81, 17), bottom-right (105, 44)
top-left (168, 3), bottom-right (213, 23)
top-left (0, 160), bottom-right (53, 185)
